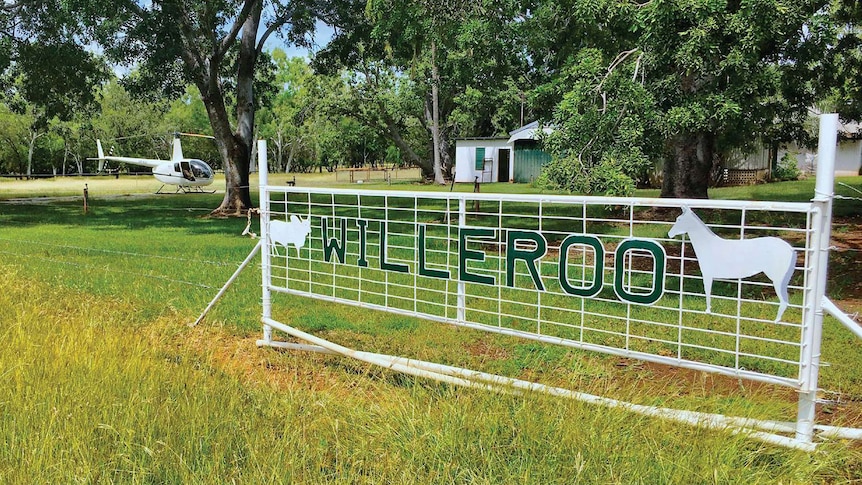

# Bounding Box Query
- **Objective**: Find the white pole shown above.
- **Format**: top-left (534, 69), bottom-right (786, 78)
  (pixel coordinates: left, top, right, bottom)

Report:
top-left (796, 113), bottom-right (838, 443)
top-left (190, 241), bottom-right (261, 327)
top-left (814, 114), bottom-right (839, 199)
top-left (258, 139), bottom-right (273, 343)
top-left (823, 297), bottom-right (862, 340)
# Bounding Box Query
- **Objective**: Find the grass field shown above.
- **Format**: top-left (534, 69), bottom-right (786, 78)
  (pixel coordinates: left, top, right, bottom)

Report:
top-left (1, 173), bottom-right (862, 483)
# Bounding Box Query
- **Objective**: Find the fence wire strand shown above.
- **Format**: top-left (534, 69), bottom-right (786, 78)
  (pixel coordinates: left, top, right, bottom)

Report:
top-left (0, 249), bottom-right (219, 289)
top-left (0, 237), bottom-right (241, 267)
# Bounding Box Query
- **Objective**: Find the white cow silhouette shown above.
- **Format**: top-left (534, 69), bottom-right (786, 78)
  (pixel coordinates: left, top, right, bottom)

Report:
top-left (270, 215), bottom-right (311, 256)
top-left (668, 207), bottom-right (796, 322)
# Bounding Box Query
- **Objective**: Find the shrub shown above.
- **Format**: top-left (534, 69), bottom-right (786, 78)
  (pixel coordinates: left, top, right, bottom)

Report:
top-left (772, 153), bottom-right (801, 181)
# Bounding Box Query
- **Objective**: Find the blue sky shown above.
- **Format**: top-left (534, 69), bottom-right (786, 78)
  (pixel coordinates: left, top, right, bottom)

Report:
top-left (263, 20), bottom-right (335, 60)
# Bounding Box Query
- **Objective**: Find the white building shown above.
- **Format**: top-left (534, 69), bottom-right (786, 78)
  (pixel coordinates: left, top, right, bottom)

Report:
top-left (453, 122), bottom-right (555, 184)
top-left (453, 137), bottom-right (511, 183)
top-left (732, 120), bottom-right (861, 177)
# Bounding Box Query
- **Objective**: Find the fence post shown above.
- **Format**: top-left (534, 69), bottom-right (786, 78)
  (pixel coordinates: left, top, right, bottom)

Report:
top-left (258, 139), bottom-right (273, 343)
top-left (796, 113), bottom-right (838, 444)
top-left (82, 184), bottom-right (89, 214)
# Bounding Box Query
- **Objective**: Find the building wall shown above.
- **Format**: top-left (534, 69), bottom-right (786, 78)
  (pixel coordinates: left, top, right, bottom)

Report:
top-left (836, 140), bottom-right (862, 175)
top-left (513, 140), bottom-right (552, 183)
top-left (454, 139), bottom-right (511, 183)
top-left (735, 140), bottom-right (861, 176)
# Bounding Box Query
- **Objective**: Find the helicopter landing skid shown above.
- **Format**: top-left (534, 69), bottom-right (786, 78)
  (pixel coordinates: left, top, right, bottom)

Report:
top-left (156, 184), bottom-right (216, 194)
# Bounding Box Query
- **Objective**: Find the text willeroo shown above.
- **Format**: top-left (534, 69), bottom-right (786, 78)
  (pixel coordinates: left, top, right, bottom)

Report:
top-left (311, 216), bottom-right (667, 306)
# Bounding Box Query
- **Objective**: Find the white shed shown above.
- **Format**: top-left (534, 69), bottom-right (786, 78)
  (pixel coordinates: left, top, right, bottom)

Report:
top-left (453, 137), bottom-right (513, 183)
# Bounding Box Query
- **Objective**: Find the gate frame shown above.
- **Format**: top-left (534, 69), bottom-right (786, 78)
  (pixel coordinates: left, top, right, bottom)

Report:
top-left (252, 114), bottom-right (862, 450)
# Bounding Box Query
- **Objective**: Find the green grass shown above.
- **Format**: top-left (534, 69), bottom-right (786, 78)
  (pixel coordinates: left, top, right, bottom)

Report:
top-left (2, 270), bottom-right (855, 483)
top-left (1, 175), bottom-right (862, 482)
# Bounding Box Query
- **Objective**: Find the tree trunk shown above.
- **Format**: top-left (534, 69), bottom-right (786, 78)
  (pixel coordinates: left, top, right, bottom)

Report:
top-left (192, 3), bottom-right (261, 215)
top-left (381, 115), bottom-right (430, 177)
top-left (439, 129), bottom-right (452, 179)
top-left (198, 79), bottom-right (252, 215)
top-left (275, 130), bottom-right (284, 172)
top-left (428, 39), bottom-right (445, 184)
top-left (286, 137), bottom-right (298, 173)
top-left (249, 126), bottom-right (259, 173)
top-left (27, 130), bottom-right (38, 178)
top-left (661, 132), bottom-right (715, 199)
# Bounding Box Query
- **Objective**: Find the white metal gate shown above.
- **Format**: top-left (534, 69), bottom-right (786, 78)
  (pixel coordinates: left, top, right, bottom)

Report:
top-left (252, 114), bottom-right (860, 450)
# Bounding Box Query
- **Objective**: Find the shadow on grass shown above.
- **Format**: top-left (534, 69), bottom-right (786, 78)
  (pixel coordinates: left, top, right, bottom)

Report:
top-left (0, 194), bottom-right (247, 236)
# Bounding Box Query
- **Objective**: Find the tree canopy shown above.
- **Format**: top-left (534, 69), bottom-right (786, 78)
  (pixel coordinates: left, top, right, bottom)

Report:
top-left (0, 0), bottom-right (859, 201)
top-left (533, 0), bottom-right (833, 197)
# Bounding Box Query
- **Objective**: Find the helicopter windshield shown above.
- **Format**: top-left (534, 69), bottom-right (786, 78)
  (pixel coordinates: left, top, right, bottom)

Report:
top-left (189, 160), bottom-right (213, 179)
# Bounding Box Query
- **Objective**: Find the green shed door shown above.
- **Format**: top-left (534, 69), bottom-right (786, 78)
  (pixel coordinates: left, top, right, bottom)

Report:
top-left (475, 147), bottom-right (486, 171)
top-left (513, 141), bottom-right (551, 183)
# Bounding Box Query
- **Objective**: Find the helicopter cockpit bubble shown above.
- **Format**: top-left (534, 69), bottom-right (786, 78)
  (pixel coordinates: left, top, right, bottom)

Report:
top-left (190, 159), bottom-right (213, 179)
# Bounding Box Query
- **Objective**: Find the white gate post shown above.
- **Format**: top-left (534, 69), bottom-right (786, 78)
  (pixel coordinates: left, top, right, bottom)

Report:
top-left (258, 140), bottom-right (273, 343)
top-left (796, 113), bottom-right (838, 443)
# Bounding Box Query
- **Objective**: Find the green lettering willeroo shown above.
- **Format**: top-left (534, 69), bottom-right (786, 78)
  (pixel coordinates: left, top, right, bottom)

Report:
top-left (380, 221), bottom-right (410, 274)
top-left (312, 214), bottom-right (669, 306)
top-left (459, 227), bottom-right (496, 285)
top-left (506, 230), bottom-right (547, 291)
top-left (322, 217), bottom-right (347, 263)
top-left (558, 235), bottom-right (604, 297)
top-left (356, 219), bottom-right (368, 267)
top-left (418, 224), bottom-right (450, 279)
top-left (613, 239), bottom-right (666, 305)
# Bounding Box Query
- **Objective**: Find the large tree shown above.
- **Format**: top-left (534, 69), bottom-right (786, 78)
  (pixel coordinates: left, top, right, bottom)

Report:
top-left (647, 0), bottom-right (829, 198)
top-left (79, 0), bottom-right (325, 214)
top-left (531, 0), bottom-right (831, 199)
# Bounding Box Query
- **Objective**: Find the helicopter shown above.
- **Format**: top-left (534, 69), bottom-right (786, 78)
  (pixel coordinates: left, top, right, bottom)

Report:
top-left (92, 133), bottom-right (216, 193)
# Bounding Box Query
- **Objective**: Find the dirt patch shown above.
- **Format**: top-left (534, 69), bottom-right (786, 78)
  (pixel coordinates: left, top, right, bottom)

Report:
top-left (169, 323), bottom-right (374, 398)
top-left (830, 217), bottom-right (862, 320)
top-left (465, 338), bottom-right (510, 360)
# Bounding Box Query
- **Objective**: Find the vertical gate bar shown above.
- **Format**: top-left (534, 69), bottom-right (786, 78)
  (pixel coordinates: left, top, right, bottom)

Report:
top-left (258, 139), bottom-right (273, 343)
top-left (458, 197), bottom-right (467, 322)
top-left (736, 209), bottom-right (746, 371)
top-left (414, 196), bottom-right (418, 315)
top-left (796, 113), bottom-right (838, 444)
top-left (497, 200), bottom-right (503, 328)
top-left (537, 200), bottom-right (543, 334)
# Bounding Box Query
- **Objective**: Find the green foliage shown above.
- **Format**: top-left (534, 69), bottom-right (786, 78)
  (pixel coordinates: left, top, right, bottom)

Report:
top-left (0, 104), bottom-right (29, 173)
top-left (529, 0), bottom-right (833, 198)
top-left (540, 49), bottom-right (659, 196)
top-left (540, 155), bottom-right (636, 197)
top-left (320, 0), bottom-right (532, 180)
top-left (772, 153), bottom-right (802, 182)
top-left (0, 3), bottom-right (108, 120)
top-left (824, 1), bottom-right (862, 122)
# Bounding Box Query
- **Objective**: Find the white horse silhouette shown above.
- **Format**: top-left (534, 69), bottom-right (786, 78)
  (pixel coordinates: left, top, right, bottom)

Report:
top-left (667, 207), bottom-right (796, 321)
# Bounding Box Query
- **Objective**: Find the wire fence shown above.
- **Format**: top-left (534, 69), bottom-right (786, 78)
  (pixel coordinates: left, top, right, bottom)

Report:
top-left (0, 237), bottom-right (257, 292)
